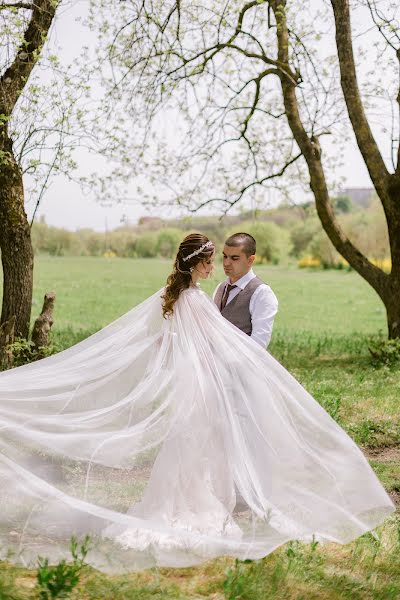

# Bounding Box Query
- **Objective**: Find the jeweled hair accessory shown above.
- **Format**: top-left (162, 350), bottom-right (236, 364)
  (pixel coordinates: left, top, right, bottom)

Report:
top-left (182, 240), bottom-right (213, 262)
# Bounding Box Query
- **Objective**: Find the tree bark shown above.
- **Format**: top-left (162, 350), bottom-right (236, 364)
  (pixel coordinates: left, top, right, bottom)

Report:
top-left (0, 315), bottom-right (15, 370)
top-left (331, 0), bottom-right (400, 278)
top-left (269, 0), bottom-right (400, 337)
top-left (331, 0), bottom-right (390, 198)
top-left (381, 259), bottom-right (400, 339)
top-left (386, 295), bottom-right (400, 339)
top-left (0, 130), bottom-right (33, 339)
top-left (0, 0), bottom-right (58, 341)
top-left (385, 172), bottom-right (400, 283)
top-left (32, 291), bottom-right (55, 353)
top-left (270, 1), bottom-right (387, 288)
top-left (330, 0), bottom-right (400, 336)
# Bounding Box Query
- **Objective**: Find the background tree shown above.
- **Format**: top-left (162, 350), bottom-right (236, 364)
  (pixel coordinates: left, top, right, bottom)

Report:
top-left (0, 0), bottom-right (58, 340)
top-left (91, 0), bottom-right (400, 338)
top-left (156, 228), bottom-right (182, 258)
top-left (227, 220), bottom-right (292, 264)
top-left (0, 1), bottom-right (121, 346)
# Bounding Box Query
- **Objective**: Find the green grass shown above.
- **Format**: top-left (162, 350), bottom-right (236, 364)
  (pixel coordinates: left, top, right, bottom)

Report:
top-left (28, 257), bottom-right (399, 442)
top-left (0, 256), bottom-right (399, 599)
top-left (27, 256), bottom-right (387, 336)
top-left (1, 520), bottom-right (399, 599)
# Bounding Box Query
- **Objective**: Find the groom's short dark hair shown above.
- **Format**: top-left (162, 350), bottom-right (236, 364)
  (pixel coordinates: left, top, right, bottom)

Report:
top-left (225, 233), bottom-right (256, 257)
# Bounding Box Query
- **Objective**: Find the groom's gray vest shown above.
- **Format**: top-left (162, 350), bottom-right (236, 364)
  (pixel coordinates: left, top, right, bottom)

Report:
top-left (214, 276), bottom-right (264, 336)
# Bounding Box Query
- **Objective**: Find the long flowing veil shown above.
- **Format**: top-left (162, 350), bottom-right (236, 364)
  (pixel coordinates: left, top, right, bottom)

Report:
top-left (0, 286), bottom-right (394, 572)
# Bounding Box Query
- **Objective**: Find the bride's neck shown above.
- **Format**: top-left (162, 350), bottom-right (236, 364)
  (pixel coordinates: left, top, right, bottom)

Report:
top-left (190, 274), bottom-right (201, 286)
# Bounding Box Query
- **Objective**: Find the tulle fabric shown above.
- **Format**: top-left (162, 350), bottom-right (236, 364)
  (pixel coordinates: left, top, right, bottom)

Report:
top-left (0, 286), bottom-right (394, 572)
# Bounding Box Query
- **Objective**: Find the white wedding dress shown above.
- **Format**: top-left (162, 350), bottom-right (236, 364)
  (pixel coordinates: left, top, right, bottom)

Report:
top-left (0, 285), bottom-right (394, 572)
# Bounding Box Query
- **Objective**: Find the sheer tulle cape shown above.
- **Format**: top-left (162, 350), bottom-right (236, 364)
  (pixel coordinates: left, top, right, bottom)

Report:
top-left (0, 287), bottom-right (394, 572)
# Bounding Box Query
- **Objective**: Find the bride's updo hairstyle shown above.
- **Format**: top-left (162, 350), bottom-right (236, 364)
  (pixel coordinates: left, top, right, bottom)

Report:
top-left (162, 233), bottom-right (215, 318)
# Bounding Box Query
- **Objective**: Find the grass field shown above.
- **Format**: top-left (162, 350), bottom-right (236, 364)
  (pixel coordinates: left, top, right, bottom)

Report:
top-left (29, 256), bottom-right (387, 336)
top-left (0, 256), bottom-right (399, 599)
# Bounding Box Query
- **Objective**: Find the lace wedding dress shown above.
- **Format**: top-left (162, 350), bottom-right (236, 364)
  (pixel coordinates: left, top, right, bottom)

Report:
top-left (0, 285), bottom-right (394, 572)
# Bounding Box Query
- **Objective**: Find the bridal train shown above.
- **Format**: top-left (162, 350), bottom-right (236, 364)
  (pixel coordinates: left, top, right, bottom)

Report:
top-left (0, 285), bottom-right (395, 572)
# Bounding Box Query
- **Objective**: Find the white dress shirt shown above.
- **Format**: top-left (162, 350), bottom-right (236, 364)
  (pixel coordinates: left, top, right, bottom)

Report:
top-left (213, 269), bottom-right (278, 348)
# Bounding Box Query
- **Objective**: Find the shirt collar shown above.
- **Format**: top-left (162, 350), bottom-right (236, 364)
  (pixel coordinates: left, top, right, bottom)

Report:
top-left (227, 269), bottom-right (256, 290)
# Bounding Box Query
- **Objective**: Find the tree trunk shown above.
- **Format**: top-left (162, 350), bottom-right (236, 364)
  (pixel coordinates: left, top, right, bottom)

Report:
top-left (330, 0), bottom-right (400, 339)
top-left (386, 300), bottom-right (400, 339)
top-left (382, 269), bottom-right (400, 339)
top-left (32, 292), bottom-right (55, 353)
top-left (0, 133), bottom-right (34, 339)
top-left (269, 0), bottom-right (400, 338)
top-left (0, 315), bottom-right (15, 370)
top-left (0, 0), bottom-right (57, 345)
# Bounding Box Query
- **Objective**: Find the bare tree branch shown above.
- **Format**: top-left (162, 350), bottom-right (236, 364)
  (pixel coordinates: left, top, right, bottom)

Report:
top-left (270, 0), bottom-right (388, 293)
top-left (0, 0), bottom-right (58, 115)
top-left (96, 0), bottom-right (400, 335)
top-left (0, 2), bottom-right (33, 9)
top-left (186, 151), bottom-right (303, 212)
top-left (331, 0), bottom-right (390, 198)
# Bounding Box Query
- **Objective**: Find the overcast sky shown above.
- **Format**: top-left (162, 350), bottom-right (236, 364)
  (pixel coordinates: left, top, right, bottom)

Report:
top-left (22, 0), bottom-right (388, 232)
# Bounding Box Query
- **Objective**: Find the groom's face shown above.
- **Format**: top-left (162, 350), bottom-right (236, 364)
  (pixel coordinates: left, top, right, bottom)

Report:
top-left (222, 245), bottom-right (255, 283)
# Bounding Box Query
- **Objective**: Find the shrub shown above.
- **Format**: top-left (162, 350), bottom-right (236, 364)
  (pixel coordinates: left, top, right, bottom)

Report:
top-left (36, 535), bottom-right (91, 599)
top-left (156, 228), bottom-right (182, 258)
top-left (223, 559), bottom-right (254, 600)
top-left (136, 232), bottom-right (158, 257)
top-left (107, 229), bottom-right (137, 257)
top-left (227, 221), bottom-right (292, 265)
top-left (5, 338), bottom-right (56, 368)
top-left (306, 230), bottom-right (340, 268)
top-left (348, 418), bottom-right (400, 447)
top-left (298, 255), bottom-right (321, 269)
top-left (368, 338), bottom-right (400, 367)
top-left (32, 221), bottom-right (83, 256)
top-left (290, 218), bottom-right (321, 257)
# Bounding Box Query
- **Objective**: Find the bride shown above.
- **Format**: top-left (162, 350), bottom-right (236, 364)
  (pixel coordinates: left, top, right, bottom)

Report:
top-left (0, 233), bottom-right (394, 572)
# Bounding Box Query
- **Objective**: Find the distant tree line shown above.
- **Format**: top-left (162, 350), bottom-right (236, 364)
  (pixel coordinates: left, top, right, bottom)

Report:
top-left (32, 195), bottom-right (389, 269)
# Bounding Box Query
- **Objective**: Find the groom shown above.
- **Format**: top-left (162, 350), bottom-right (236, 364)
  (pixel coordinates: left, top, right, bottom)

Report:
top-left (213, 232), bottom-right (278, 349)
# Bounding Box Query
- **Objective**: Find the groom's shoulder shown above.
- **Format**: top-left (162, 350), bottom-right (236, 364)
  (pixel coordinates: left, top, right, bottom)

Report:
top-left (251, 275), bottom-right (278, 302)
top-left (249, 274), bottom-right (268, 290)
top-left (252, 273), bottom-right (271, 288)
